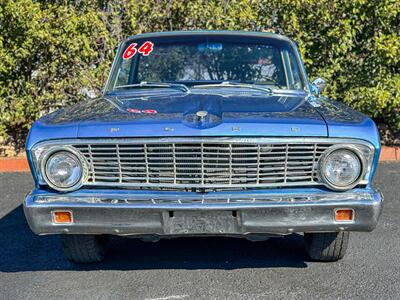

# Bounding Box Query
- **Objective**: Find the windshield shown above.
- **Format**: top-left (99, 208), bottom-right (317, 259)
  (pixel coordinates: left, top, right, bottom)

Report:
top-left (109, 34), bottom-right (306, 92)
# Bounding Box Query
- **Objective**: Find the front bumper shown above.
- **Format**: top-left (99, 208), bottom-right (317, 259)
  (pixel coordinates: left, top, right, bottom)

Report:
top-left (23, 188), bottom-right (383, 236)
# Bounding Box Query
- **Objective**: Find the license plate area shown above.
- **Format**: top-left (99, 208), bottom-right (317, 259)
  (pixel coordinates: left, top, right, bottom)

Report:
top-left (163, 210), bottom-right (239, 234)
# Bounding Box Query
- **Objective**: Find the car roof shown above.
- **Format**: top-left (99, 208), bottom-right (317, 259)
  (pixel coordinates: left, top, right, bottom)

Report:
top-left (125, 30), bottom-right (293, 44)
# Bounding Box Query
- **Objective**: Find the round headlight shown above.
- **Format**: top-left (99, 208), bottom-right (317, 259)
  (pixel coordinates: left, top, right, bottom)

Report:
top-left (320, 149), bottom-right (362, 190)
top-left (44, 151), bottom-right (83, 191)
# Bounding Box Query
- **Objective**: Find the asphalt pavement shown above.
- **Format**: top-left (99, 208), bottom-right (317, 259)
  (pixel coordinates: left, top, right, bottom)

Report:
top-left (0, 163), bottom-right (399, 300)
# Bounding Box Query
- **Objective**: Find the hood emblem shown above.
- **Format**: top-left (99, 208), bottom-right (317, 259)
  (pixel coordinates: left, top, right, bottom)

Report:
top-left (196, 110), bottom-right (208, 122)
top-left (183, 110), bottom-right (221, 129)
top-left (196, 110), bottom-right (208, 119)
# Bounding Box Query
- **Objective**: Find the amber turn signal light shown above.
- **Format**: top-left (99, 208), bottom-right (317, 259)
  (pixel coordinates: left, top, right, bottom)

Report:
top-left (53, 211), bottom-right (73, 224)
top-left (335, 209), bottom-right (354, 222)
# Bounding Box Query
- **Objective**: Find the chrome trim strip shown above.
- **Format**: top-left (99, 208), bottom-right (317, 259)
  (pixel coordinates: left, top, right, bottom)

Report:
top-left (31, 137), bottom-right (372, 145)
top-left (31, 137), bottom-right (376, 147)
top-left (33, 190), bottom-right (375, 205)
top-left (103, 43), bottom-right (123, 94)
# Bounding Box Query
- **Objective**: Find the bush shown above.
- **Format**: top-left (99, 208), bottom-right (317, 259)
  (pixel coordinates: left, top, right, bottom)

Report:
top-left (0, 0), bottom-right (399, 152)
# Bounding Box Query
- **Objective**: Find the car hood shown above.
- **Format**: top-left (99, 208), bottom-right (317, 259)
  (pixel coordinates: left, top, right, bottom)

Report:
top-left (34, 89), bottom-right (328, 140)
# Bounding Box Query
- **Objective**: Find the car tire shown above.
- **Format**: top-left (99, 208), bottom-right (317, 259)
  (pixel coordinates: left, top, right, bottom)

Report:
top-left (61, 234), bottom-right (109, 263)
top-left (304, 232), bottom-right (349, 262)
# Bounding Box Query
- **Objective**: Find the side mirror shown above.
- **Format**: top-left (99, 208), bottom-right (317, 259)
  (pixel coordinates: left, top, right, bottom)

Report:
top-left (311, 77), bottom-right (326, 95)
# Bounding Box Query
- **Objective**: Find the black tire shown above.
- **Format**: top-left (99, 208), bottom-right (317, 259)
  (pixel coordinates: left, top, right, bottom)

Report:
top-left (304, 232), bottom-right (349, 262)
top-left (61, 234), bottom-right (109, 263)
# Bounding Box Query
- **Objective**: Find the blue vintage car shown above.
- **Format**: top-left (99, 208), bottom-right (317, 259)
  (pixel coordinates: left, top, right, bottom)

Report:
top-left (24, 31), bottom-right (383, 263)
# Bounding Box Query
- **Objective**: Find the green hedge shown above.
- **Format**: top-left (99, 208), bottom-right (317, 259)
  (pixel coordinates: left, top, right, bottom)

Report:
top-left (0, 0), bottom-right (399, 150)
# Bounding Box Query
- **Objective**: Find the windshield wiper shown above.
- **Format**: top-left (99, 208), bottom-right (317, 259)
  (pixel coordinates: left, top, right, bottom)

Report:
top-left (193, 81), bottom-right (273, 94)
top-left (115, 82), bottom-right (190, 93)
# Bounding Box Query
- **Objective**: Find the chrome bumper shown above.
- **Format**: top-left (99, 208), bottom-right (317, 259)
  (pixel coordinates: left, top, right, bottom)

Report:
top-left (23, 188), bottom-right (383, 236)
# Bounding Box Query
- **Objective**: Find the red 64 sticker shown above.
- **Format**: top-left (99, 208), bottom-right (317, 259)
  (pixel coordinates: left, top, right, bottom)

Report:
top-left (123, 41), bottom-right (154, 60)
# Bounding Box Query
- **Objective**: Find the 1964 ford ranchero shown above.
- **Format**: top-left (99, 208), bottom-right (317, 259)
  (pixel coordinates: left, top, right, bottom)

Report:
top-left (24, 31), bottom-right (383, 263)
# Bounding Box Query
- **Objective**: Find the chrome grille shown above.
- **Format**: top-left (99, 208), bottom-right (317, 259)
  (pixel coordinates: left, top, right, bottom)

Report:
top-left (72, 138), bottom-right (333, 190)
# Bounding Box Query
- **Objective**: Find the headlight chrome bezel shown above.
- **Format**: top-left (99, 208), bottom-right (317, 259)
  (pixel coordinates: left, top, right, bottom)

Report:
top-left (39, 146), bottom-right (88, 192)
top-left (318, 145), bottom-right (368, 191)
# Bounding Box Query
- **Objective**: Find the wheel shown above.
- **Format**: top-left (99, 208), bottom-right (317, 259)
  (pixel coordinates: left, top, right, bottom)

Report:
top-left (304, 232), bottom-right (349, 262)
top-left (61, 234), bottom-right (109, 263)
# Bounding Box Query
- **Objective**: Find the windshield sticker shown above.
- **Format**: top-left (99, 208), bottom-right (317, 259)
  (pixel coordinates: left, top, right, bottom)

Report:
top-left (122, 43), bottom-right (137, 59)
top-left (123, 41), bottom-right (154, 59)
top-left (197, 42), bottom-right (223, 52)
top-left (138, 41), bottom-right (154, 56)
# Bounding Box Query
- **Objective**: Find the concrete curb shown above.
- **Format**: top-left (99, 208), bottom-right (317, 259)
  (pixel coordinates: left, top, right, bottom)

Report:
top-left (379, 146), bottom-right (400, 161)
top-left (1, 146), bottom-right (399, 173)
top-left (0, 157), bottom-right (30, 173)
